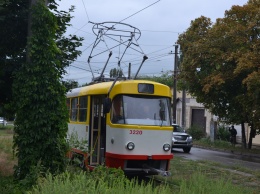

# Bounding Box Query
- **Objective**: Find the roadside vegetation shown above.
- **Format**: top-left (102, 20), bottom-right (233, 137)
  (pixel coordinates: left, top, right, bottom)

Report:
top-left (177, 0), bottom-right (260, 149)
top-left (1, 126), bottom-right (260, 194)
top-left (189, 124), bottom-right (260, 155)
top-left (195, 138), bottom-right (260, 155)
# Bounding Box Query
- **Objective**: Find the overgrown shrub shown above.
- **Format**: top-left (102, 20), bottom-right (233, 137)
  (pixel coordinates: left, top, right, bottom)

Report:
top-left (217, 125), bottom-right (230, 141)
top-left (187, 125), bottom-right (205, 140)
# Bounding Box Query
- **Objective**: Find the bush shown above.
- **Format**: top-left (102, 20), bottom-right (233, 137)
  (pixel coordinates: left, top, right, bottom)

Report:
top-left (217, 125), bottom-right (230, 141)
top-left (195, 137), bottom-right (231, 149)
top-left (187, 125), bottom-right (205, 140)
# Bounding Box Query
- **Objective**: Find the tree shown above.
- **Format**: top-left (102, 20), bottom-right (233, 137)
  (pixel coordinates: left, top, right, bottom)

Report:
top-left (62, 80), bottom-right (79, 91)
top-left (0, 0), bottom-right (29, 118)
top-left (177, 1), bottom-right (260, 148)
top-left (137, 71), bottom-right (173, 87)
top-left (8, 0), bottom-right (83, 184)
top-left (109, 67), bottom-right (123, 78)
top-left (0, 0), bottom-right (83, 118)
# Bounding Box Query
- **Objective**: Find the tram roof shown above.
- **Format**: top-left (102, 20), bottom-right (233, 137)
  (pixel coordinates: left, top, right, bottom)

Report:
top-left (66, 79), bottom-right (171, 98)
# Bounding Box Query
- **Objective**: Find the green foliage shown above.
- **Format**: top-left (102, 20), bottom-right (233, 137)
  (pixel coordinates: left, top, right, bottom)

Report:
top-left (0, 0), bottom-right (28, 118)
top-left (0, 175), bottom-right (18, 194)
top-left (0, 0), bottom-right (83, 120)
top-left (0, 129), bottom-right (13, 155)
top-left (28, 167), bottom-right (171, 194)
top-left (187, 125), bottom-right (205, 140)
top-left (137, 71), bottom-right (173, 87)
top-left (177, 1), bottom-right (260, 131)
top-left (90, 165), bottom-right (126, 183)
top-left (67, 130), bottom-right (88, 153)
top-left (110, 68), bottom-right (123, 78)
top-left (217, 125), bottom-right (230, 141)
top-left (179, 171), bottom-right (246, 194)
top-left (16, 161), bottom-right (46, 192)
top-left (62, 80), bottom-right (79, 92)
top-left (27, 163), bottom-right (256, 194)
top-left (170, 155), bottom-right (260, 193)
top-left (12, 1), bottom-right (69, 184)
top-left (196, 137), bottom-right (231, 149)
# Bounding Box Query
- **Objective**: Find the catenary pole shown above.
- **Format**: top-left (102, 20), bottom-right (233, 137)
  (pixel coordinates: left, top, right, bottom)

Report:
top-left (172, 45), bottom-right (178, 123)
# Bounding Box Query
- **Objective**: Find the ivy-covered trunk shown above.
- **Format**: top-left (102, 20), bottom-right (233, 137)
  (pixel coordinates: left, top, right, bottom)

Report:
top-left (13, 0), bottom-right (68, 183)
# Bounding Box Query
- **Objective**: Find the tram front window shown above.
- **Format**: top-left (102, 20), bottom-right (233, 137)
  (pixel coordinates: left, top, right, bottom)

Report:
top-left (111, 95), bottom-right (171, 126)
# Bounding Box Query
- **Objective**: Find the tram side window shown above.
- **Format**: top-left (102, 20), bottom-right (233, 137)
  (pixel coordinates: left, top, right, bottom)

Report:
top-left (111, 95), bottom-right (124, 123)
top-left (66, 98), bottom-right (71, 117)
top-left (71, 98), bottom-right (78, 121)
top-left (79, 96), bottom-right (88, 122)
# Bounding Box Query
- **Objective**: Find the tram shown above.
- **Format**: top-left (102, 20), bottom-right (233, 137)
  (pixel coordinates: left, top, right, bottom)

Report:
top-left (66, 79), bottom-right (173, 176)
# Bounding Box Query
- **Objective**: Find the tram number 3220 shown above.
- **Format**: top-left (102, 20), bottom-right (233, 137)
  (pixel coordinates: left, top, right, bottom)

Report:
top-left (129, 130), bottom-right (142, 135)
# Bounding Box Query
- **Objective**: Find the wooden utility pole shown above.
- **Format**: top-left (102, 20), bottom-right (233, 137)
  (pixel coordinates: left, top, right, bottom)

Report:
top-left (181, 89), bottom-right (186, 127)
top-left (172, 45), bottom-right (178, 123)
top-left (180, 50), bottom-right (186, 128)
top-left (128, 63), bottom-right (131, 79)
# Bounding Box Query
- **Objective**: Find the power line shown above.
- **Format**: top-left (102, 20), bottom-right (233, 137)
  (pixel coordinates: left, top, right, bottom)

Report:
top-left (71, 0), bottom-right (92, 35)
top-left (81, 0), bottom-right (90, 21)
top-left (72, 22), bottom-right (89, 35)
top-left (71, 26), bottom-right (94, 36)
top-left (119, 0), bottom-right (161, 23)
top-left (141, 30), bottom-right (180, 34)
top-left (120, 45), bottom-right (173, 63)
top-left (70, 64), bottom-right (92, 72)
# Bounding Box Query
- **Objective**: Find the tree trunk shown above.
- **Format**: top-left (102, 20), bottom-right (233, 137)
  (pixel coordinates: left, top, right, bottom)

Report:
top-left (241, 122), bottom-right (247, 148)
top-left (248, 124), bottom-right (256, 149)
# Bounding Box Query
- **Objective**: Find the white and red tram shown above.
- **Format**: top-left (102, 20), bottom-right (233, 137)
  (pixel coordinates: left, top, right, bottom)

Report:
top-left (66, 79), bottom-right (173, 176)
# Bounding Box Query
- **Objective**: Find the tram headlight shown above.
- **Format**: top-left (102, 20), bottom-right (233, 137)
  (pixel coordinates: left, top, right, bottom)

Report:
top-left (163, 143), bottom-right (171, 151)
top-left (126, 142), bottom-right (135, 150)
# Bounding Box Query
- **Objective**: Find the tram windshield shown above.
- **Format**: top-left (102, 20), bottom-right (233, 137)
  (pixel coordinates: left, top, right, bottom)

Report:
top-left (111, 94), bottom-right (171, 126)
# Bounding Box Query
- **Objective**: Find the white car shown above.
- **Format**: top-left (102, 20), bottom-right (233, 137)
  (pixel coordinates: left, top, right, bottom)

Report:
top-left (0, 117), bottom-right (7, 126)
top-left (172, 124), bottom-right (193, 153)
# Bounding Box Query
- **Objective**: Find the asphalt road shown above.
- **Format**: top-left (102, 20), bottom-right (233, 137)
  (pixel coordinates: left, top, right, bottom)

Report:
top-left (172, 147), bottom-right (260, 170)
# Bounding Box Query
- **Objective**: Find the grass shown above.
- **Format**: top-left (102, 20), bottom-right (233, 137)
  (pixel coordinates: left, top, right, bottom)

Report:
top-left (164, 156), bottom-right (260, 193)
top-left (0, 126), bottom-right (260, 193)
top-left (28, 169), bottom-right (172, 194)
top-left (194, 138), bottom-right (260, 155)
top-left (28, 161), bottom-right (260, 194)
top-left (0, 127), bottom-right (17, 194)
top-left (0, 127), bottom-right (16, 177)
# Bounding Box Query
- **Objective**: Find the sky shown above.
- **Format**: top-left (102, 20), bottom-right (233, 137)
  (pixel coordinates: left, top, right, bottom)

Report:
top-left (59, 0), bottom-right (248, 85)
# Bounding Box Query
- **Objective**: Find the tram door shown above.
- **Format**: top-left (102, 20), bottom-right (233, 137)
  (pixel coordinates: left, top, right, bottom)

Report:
top-left (90, 95), bottom-right (106, 166)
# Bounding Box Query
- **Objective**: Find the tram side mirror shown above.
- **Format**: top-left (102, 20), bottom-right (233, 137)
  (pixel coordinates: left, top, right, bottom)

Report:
top-left (103, 98), bottom-right (112, 114)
